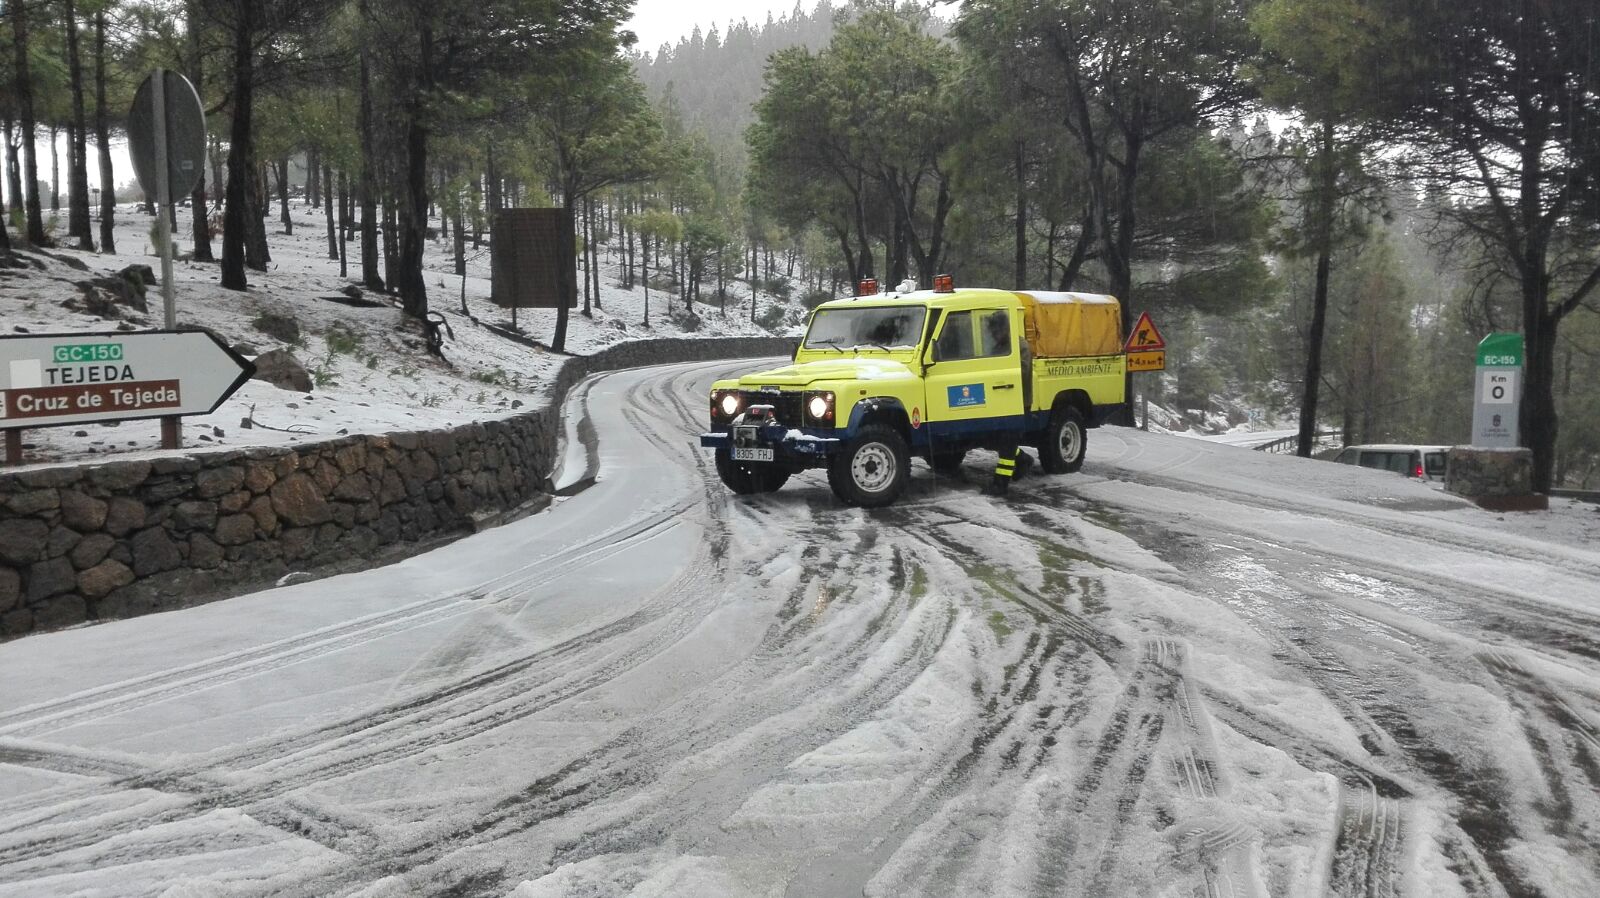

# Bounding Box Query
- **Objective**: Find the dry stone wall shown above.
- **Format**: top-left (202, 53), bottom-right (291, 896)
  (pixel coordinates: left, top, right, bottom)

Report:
top-left (0, 337), bottom-right (794, 639)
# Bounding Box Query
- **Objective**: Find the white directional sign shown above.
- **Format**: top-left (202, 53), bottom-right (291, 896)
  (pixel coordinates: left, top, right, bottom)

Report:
top-left (0, 331), bottom-right (254, 429)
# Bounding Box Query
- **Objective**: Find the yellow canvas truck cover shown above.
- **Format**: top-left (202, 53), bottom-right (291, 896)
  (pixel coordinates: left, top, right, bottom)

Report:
top-left (1014, 291), bottom-right (1122, 359)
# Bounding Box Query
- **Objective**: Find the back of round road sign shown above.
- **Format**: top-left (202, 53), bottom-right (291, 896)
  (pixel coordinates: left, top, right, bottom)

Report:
top-left (127, 69), bottom-right (207, 205)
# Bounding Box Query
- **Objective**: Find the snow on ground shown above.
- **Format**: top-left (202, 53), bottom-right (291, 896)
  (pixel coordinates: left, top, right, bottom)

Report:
top-left (3, 360), bottom-right (1597, 897)
top-left (0, 202), bottom-right (800, 468)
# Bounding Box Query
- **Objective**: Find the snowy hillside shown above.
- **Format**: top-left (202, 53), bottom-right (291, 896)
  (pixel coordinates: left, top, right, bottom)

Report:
top-left (0, 202), bottom-right (805, 467)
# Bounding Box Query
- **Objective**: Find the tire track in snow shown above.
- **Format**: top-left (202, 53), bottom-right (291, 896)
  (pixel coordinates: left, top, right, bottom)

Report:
top-left (1055, 477), bottom-right (1588, 898)
top-left (0, 366), bottom-right (741, 876)
top-left (1053, 474), bottom-right (1600, 663)
top-left (0, 565), bottom-right (728, 873)
top-left (0, 494), bottom-right (705, 743)
top-left (1330, 776), bottom-right (1405, 898)
top-left (1031, 636), bottom-right (1170, 896)
top-left (1083, 436), bottom-right (1600, 585)
top-left (296, 525), bottom-right (962, 895)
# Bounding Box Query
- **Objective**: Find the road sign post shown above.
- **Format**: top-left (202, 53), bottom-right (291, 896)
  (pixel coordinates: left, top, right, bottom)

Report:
top-left (0, 331), bottom-right (253, 465)
top-left (1122, 311), bottom-right (1167, 429)
top-left (129, 69), bottom-right (207, 450)
top-left (1471, 332), bottom-right (1523, 449)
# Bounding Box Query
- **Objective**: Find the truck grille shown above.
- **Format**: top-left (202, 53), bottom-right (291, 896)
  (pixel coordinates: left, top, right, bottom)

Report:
top-left (746, 391), bottom-right (804, 427)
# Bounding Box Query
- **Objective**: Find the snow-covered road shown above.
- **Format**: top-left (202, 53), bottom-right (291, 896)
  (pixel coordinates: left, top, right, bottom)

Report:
top-left (2, 360), bottom-right (1598, 898)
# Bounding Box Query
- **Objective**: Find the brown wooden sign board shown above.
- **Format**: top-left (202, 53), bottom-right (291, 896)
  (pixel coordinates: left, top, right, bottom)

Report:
top-left (491, 208), bottom-right (577, 310)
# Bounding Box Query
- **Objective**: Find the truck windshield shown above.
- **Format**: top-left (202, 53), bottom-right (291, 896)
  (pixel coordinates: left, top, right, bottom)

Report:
top-left (804, 306), bottom-right (927, 350)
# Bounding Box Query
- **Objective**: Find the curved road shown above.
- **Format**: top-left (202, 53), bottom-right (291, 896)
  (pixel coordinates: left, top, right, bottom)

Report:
top-left (1, 359), bottom-right (1598, 898)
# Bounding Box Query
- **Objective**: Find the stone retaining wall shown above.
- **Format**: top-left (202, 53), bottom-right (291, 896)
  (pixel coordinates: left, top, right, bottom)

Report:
top-left (0, 337), bottom-right (795, 639)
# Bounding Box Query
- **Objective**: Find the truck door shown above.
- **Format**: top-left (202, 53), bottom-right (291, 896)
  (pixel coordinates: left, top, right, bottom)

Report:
top-left (924, 308), bottom-right (1026, 431)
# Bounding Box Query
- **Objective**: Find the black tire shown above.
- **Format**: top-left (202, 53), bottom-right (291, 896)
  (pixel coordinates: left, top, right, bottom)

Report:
top-left (1039, 406), bottom-right (1087, 474)
top-left (828, 423), bottom-right (911, 507)
top-left (715, 449), bottom-right (790, 494)
top-left (928, 448), bottom-right (966, 476)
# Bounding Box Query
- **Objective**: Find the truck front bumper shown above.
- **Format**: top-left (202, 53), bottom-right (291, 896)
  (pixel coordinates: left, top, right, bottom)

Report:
top-left (700, 421), bottom-right (842, 462)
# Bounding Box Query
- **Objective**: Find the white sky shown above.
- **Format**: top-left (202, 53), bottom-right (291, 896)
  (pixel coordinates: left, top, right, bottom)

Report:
top-left (626, 0), bottom-right (823, 55)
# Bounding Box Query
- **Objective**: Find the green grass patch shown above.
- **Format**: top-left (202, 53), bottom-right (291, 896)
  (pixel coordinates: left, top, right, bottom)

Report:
top-left (987, 610), bottom-right (1013, 640)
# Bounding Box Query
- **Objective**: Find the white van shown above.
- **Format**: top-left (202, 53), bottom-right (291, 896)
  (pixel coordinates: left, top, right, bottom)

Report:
top-left (1329, 444), bottom-right (1451, 481)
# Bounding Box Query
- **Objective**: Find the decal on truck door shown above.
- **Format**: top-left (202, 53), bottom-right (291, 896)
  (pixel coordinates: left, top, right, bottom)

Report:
top-left (948, 384), bottom-right (986, 408)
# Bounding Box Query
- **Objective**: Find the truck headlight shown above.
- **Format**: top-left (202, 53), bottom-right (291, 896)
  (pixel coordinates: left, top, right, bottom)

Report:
top-left (805, 391), bottom-right (835, 425)
top-left (718, 391), bottom-right (742, 419)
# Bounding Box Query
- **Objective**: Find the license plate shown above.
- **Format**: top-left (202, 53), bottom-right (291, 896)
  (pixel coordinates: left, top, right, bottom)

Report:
top-left (733, 447), bottom-right (774, 462)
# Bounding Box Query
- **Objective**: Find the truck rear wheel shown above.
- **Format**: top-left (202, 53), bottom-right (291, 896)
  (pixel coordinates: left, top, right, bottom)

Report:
top-left (715, 450), bottom-right (790, 494)
top-left (829, 423), bottom-right (909, 507)
top-left (1040, 407), bottom-right (1087, 474)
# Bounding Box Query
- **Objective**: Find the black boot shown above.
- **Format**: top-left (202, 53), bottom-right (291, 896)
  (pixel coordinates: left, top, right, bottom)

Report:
top-left (1014, 451), bottom-right (1034, 480)
top-left (982, 477), bottom-right (1010, 497)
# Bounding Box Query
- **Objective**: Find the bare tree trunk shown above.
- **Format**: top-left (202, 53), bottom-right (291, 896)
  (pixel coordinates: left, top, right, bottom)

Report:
top-left (1296, 121), bottom-right (1338, 459)
top-left (623, 199), bottom-right (633, 288)
top-left (437, 169), bottom-right (448, 241)
top-left (579, 196), bottom-right (591, 316)
top-left (307, 148), bottom-right (320, 208)
top-left (245, 163), bottom-right (270, 269)
top-left (209, 133), bottom-right (223, 209)
top-left (453, 184), bottom-right (465, 276)
top-left (49, 124), bottom-right (59, 212)
top-left (178, 4), bottom-right (209, 259)
top-left (10, 0), bottom-right (45, 245)
top-left (588, 195), bottom-right (601, 310)
top-left (382, 196), bottom-right (397, 291)
top-left (553, 188), bottom-right (575, 351)
top-left (64, 0), bottom-right (93, 249)
top-left (341, 173), bottom-right (353, 242)
top-left (324, 164), bottom-right (337, 260)
top-left (485, 143), bottom-right (501, 225)
top-left (93, 11), bottom-right (117, 253)
top-left (4, 117), bottom-right (21, 217)
top-left (397, 77), bottom-right (431, 318)
top-left (275, 158), bottom-right (291, 234)
top-left (469, 173), bottom-right (482, 248)
top-left (221, 3), bottom-right (256, 289)
top-left (337, 170), bottom-right (349, 278)
top-left (358, 0), bottom-right (383, 289)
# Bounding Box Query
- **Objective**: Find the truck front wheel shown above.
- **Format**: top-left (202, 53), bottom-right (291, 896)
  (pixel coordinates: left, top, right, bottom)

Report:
top-left (828, 423), bottom-right (910, 507)
top-left (715, 450), bottom-right (790, 494)
top-left (1040, 407), bottom-right (1087, 474)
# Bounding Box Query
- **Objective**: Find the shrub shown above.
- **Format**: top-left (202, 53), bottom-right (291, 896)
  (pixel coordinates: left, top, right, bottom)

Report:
top-left (800, 289), bottom-right (834, 310)
top-left (756, 303), bottom-right (788, 330)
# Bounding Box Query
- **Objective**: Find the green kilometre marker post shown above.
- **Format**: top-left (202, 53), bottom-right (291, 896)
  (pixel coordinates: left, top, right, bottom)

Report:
top-left (1471, 332), bottom-right (1523, 449)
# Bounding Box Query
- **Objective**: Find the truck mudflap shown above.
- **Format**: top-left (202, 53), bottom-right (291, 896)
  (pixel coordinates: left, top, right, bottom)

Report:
top-left (700, 412), bottom-right (841, 461)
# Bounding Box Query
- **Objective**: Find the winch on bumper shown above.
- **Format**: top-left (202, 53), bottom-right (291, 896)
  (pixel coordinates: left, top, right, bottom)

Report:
top-left (699, 404), bottom-right (841, 465)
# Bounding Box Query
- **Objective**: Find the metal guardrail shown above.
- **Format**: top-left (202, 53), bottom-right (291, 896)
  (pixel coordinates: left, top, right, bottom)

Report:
top-left (1254, 430), bottom-right (1343, 455)
top-left (1549, 488), bottom-right (1600, 504)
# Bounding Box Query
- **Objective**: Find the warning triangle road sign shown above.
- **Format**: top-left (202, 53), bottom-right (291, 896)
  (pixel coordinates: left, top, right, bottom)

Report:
top-left (1124, 311), bottom-right (1166, 352)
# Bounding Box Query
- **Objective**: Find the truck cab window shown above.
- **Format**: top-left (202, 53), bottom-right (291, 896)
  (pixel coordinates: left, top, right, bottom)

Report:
top-left (980, 310), bottom-right (1010, 357)
top-left (936, 311), bottom-right (975, 361)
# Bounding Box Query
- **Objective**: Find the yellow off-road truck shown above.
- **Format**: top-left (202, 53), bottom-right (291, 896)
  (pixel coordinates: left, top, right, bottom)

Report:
top-left (700, 281), bottom-right (1127, 507)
